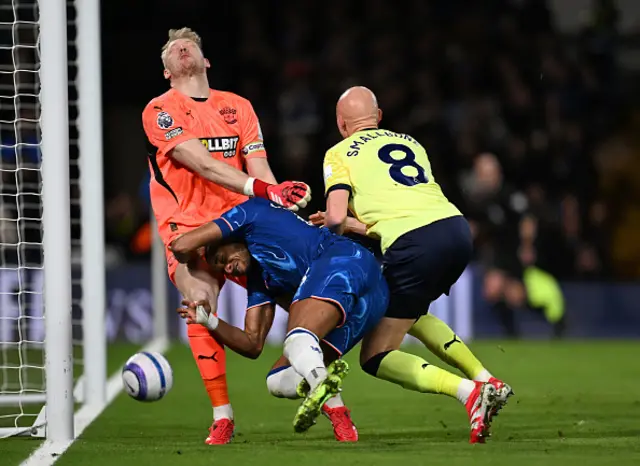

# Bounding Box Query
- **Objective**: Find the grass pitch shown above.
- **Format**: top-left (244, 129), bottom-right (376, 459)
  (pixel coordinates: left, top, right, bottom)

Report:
top-left (3, 343), bottom-right (140, 465)
top-left (7, 340), bottom-right (640, 466)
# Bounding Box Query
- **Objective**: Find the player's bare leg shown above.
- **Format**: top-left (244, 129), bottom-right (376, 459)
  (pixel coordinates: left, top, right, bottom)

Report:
top-left (360, 317), bottom-right (500, 443)
top-left (174, 262), bottom-right (234, 445)
top-left (282, 298), bottom-right (346, 433)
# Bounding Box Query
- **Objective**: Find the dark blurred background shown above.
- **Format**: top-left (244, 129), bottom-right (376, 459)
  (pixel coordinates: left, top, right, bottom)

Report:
top-left (89, 0), bottom-right (640, 283)
top-left (4, 0), bottom-right (640, 378)
top-left (3, 0), bottom-right (640, 305)
top-left (1, 0), bottom-right (640, 341)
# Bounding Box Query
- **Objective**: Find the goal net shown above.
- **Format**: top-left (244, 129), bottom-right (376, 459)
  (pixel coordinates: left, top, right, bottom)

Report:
top-left (0, 0), bottom-right (106, 439)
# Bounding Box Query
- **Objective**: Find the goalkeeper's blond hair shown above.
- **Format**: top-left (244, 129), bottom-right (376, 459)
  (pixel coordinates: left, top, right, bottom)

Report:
top-left (161, 27), bottom-right (203, 67)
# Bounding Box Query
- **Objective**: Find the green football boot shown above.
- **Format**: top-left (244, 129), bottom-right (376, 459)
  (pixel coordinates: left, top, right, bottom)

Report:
top-left (293, 373), bottom-right (343, 433)
top-left (295, 359), bottom-right (349, 398)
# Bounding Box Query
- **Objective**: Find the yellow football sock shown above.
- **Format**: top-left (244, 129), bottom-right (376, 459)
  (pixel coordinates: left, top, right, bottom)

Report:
top-left (409, 314), bottom-right (488, 381)
top-left (376, 350), bottom-right (468, 400)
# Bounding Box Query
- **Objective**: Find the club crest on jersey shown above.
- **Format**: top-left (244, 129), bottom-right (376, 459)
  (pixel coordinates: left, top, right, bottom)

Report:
top-left (219, 106), bottom-right (237, 124)
top-left (156, 111), bottom-right (174, 129)
top-left (200, 136), bottom-right (239, 158)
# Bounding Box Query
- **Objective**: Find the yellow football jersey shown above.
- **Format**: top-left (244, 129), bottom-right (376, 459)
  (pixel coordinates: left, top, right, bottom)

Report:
top-left (323, 128), bottom-right (461, 253)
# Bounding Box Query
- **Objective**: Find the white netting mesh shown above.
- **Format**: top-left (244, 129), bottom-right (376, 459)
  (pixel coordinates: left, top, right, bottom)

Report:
top-left (0, 0), bottom-right (82, 437)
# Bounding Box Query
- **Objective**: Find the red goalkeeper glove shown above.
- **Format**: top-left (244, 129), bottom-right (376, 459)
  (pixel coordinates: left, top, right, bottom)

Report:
top-left (243, 177), bottom-right (311, 212)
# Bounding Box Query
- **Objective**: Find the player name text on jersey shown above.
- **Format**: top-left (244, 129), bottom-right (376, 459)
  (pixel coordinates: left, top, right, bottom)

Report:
top-left (340, 130), bottom-right (418, 157)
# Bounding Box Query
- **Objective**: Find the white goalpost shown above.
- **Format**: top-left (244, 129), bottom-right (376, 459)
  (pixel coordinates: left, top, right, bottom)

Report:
top-left (40, 0), bottom-right (74, 441)
top-left (0, 0), bottom-right (106, 441)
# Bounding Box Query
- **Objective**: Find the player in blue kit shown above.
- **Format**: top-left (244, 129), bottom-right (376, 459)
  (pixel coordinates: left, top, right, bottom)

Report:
top-left (170, 197), bottom-right (388, 440)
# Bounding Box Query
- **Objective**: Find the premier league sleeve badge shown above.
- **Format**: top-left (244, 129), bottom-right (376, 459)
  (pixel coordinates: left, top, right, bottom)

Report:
top-left (156, 111), bottom-right (174, 129)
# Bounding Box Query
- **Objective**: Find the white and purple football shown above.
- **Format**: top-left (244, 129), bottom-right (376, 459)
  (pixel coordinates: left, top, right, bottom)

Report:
top-left (122, 351), bottom-right (173, 402)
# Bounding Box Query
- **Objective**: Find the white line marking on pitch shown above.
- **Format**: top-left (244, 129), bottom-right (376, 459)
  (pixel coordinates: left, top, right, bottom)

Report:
top-left (20, 338), bottom-right (169, 466)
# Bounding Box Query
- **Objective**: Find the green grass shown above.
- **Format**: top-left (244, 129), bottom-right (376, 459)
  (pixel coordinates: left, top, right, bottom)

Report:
top-left (23, 340), bottom-right (640, 466)
top-left (3, 343), bottom-right (141, 465)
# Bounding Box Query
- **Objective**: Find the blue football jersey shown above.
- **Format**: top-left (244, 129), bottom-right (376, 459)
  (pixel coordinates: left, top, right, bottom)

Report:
top-left (212, 198), bottom-right (344, 307)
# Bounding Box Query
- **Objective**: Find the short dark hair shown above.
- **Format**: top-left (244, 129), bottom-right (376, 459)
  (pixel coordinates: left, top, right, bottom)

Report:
top-left (203, 237), bottom-right (246, 264)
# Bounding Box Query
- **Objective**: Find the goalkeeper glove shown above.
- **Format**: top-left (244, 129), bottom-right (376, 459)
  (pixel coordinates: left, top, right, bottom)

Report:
top-left (243, 177), bottom-right (311, 212)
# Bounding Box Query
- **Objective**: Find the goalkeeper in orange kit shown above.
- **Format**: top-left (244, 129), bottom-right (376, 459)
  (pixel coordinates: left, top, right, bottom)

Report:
top-left (142, 27), bottom-right (310, 444)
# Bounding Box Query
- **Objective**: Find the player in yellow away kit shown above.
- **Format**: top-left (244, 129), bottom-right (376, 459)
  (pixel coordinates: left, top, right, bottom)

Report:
top-left (310, 86), bottom-right (513, 444)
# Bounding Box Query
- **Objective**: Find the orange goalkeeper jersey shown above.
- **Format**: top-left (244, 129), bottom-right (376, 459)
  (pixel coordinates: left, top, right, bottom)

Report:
top-left (142, 88), bottom-right (267, 247)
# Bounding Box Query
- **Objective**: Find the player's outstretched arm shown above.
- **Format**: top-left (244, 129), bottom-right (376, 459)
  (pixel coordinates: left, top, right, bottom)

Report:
top-left (246, 157), bottom-right (277, 184)
top-left (309, 211), bottom-right (368, 236)
top-left (169, 222), bottom-right (223, 263)
top-left (214, 303), bottom-right (275, 359)
top-left (171, 139), bottom-right (310, 211)
top-left (345, 217), bottom-right (367, 236)
top-left (177, 301), bottom-right (275, 359)
top-left (172, 139), bottom-right (251, 192)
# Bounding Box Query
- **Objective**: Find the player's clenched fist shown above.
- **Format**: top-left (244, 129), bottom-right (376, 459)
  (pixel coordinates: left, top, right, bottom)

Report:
top-left (267, 181), bottom-right (311, 211)
top-left (244, 177), bottom-right (311, 212)
top-left (168, 237), bottom-right (201, 264)
top-left (169, 223), bottom-right (219, 264)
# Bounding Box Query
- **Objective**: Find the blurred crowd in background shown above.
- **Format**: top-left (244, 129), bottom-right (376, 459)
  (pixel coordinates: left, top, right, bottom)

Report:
top-left (3, 0), bottom-right (640, 285)
top-left (104, 0), bottom-right (640, 282)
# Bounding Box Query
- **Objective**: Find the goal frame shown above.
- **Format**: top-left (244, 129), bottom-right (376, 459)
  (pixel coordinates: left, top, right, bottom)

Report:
top-left (0, 0), bottom-right (106, 440)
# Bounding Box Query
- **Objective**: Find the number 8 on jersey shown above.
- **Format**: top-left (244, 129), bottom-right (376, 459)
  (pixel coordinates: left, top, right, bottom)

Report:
top-left (323, 129), bottom-right (461, 254)
top-left (377, 143), bottom-right (428, 186)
